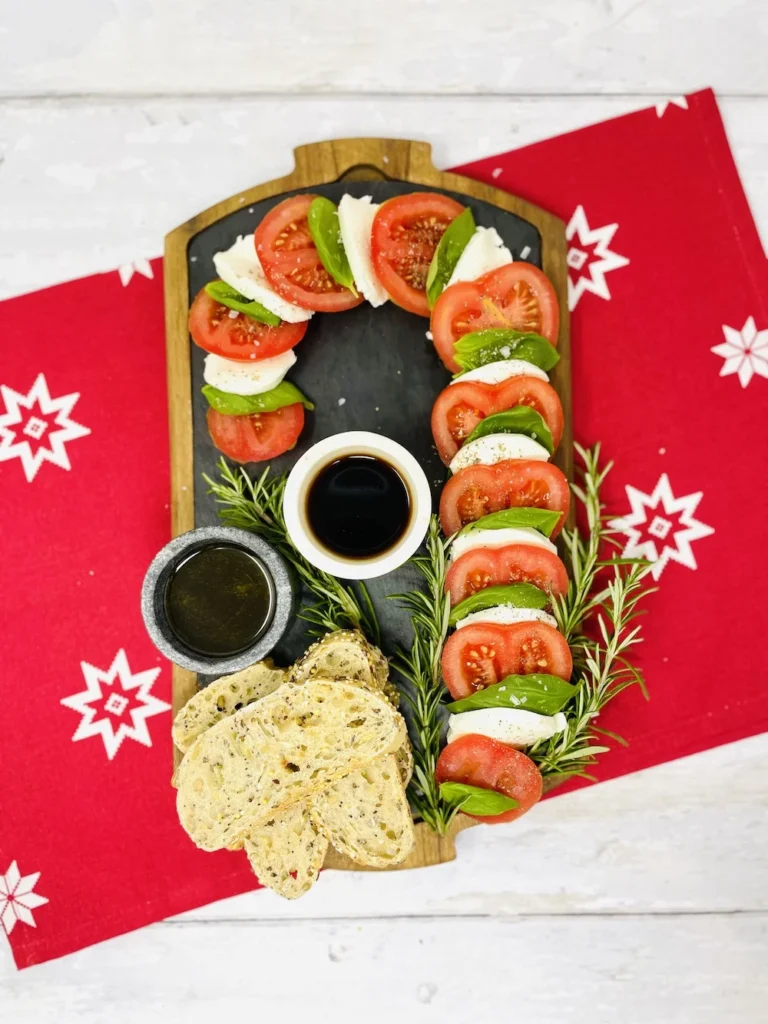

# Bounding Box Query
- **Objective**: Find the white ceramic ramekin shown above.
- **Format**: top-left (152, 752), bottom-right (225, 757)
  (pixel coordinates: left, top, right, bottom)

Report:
top-left (282, 431), bottom-right (432, 580)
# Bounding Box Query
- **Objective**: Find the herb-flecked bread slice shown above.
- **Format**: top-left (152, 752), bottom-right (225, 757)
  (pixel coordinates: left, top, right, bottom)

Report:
top-left (394, 742), bottom-right (414, 788)
top-left (309, 754), bottom-right (415, 868)
top-left (244, 804), bottom-right (328, 899)
top-left (172, 660), bottom-right (289, 754)
top-left (289, 629), bottom-right (399, 707)
top-left (176, 679), bottom-right (407, 852)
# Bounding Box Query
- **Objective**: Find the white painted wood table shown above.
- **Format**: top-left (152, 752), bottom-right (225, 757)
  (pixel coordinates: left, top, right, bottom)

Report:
top-left (1, 2), bottom-right (767, 1019)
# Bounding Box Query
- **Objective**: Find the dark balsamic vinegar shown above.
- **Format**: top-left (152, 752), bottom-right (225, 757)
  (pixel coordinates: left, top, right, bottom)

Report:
top-left (306, 455), bottom-right (411, 559)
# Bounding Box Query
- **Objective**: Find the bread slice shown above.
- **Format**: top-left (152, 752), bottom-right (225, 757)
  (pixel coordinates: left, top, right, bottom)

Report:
top-left (309, 754), bottom-right (415, 868)
top-left (172, 660), bottom-right (289, 754)
top-left (176, 679), bottom-right (406, 851)
top-left (290, 629), bottom-right (399, 707)
top-left (394, 742), bottom-right (414, 788)
top-left (244, 804), bottom-right (328, 899)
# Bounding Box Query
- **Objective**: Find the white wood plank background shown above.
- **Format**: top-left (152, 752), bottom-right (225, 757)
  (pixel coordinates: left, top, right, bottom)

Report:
top-left (1, 1), bottom-right (766, 1019)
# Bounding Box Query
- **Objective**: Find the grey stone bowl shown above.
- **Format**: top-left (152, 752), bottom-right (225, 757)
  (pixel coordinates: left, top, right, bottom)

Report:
top-left (140, 525), bottom-right (294, 674)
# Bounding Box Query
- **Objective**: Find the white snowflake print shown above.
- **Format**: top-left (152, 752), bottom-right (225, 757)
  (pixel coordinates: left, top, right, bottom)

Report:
top-left (0, 862), bottom-right (48, 935)
top-left (565, 206), bottom-right (630, 311)
top-left (0, 373), bottom-right (91, 483)
top-left (655, 96), bottom-right (689, 117)
top-left (61, 649), bottom-right (170, 760)
top-left (118, 258), bottom-right (154, 287)
top-left (711, 316), bottom-right (768, 387)
top-left (609, 473), bottom-right (714, 581)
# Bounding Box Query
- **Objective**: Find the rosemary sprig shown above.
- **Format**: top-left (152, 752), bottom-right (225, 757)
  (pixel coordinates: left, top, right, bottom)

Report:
top-left (203, 458), bottom-right (380, 643)
top-left (390, 517), bottom-right (456, 835)
top-left (531, 444), bottom-right (656, 780)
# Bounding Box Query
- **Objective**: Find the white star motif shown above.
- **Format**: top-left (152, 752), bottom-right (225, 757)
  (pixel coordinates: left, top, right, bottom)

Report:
top-left (60, 649), bottom-right (170, 760)
top-left (118, 258), bottom-right (154, 287)
top-left (609, 473), bottom-right (714, 581)
top-left (0, 861), bottom-right (49, 935)
top-left (655, 96), bottom-right (689, 117)
top-left (0, 373), bottom-right (91, 483)
top-left (711, 316), bottom-right (768, 388)
top-left (565, 205), bottom-right (630, 311)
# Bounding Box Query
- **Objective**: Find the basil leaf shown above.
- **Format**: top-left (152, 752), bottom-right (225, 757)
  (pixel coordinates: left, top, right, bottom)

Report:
top-left (204, 280), bottom-right (281, 327)
top-left (202, 381), bottom-right (314, 415)
top-left (449, 583), bottom-right (548, 626)
top-left (446, 674), bottom-right (575, 716)
top-left (439, 781), bottom-right (518, 816)
top-left (426, 208), bottom-right (476, 308)
top-left (307, 197), bottom-right (357, 294)
top-left (465, 407), bottom-right (553, 454)
top-left (459, 507), bottom-right (562, 538)
top-left (453, 329), bottom-right (559, 373)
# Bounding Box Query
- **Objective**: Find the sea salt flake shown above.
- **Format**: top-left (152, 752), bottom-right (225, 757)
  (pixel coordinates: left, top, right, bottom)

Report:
top-left (338, 397), bottom-right (346, 406)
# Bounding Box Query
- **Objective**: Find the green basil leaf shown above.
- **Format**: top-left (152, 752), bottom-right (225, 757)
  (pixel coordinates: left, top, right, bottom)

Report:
top-left (202, 381), bottom-right (314, 415)
top-left (426, 208), bottom-right (476, 308)
top-left (446, 674), bottom-right (575, 716)
top-left (458, 507), bottom-right (562, 538)
top-left (307, 196), bottom-right (357, 294)
top-left (439, 781), bottom-right (518, 816)
top-left (449, 583), bottom-right (548, 626)
top-left (204, 280), bottom-right (281, 327)
top-left (453, 329), bottom-right (559, 373)
top-left (465, 407), bottom-right (553, 454)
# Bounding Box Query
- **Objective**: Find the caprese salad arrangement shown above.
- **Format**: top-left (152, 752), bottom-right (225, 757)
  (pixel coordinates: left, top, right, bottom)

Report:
top-left (188, 190), bottom-right (559, 464)
top-left (203, 187), bottom-right (652, 839)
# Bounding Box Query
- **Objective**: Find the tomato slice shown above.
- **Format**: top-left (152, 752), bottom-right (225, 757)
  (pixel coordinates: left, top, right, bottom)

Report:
top-left (441, 621), bottom-right (573, 699)
top-left (371, 193), bottom-right (466, 317)
top-left (254, 194), bottom-right (362, 313)
top-left (431, 263), bottom-right (560, 372)
top-left (188, 288), bottom-right (307, 362)
top-left (440, 460), bottom-right (571, 537)
top-left (446, 544), bottom-right (569, 605)
top-left (436, 734), bottom-right (543, 824)
top-left (206, 404), bottom-right (304, 464)
top-left (431, 377), bottom-right (564, 465)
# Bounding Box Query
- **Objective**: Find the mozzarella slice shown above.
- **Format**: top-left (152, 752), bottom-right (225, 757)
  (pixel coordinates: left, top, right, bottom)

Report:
top-left (447, 226), bottom-right (513, 287)
top-left (450, 527), bottom-right (558, 562)
top-left (450, 359), bottom-right (549, 386)
top-left (213, 235), bottom-right (312, 324)
top-left (455, 606), bottom-right (558, 630)
top-left (337, 195), bottom-right (389, 307)
top-left (203, 350), bottom-right (296, 397)
top-left (447, 708), bottom-right (567, 748)
top-left (449, 433), bottom-right (550, 474)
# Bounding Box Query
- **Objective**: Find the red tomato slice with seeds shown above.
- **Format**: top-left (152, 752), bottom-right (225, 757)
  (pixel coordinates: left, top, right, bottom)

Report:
top-left (255, 194), bottom-right (362, 313)
top-left (431, 376), bottom-right (564, 465)
top-left (436, 734), bottom-right (543, 825)
top-left (371, 193), bottom-right (466, 317)
top-left (431, 263), bottom-right (559, 372)
top-left (441, 621), bottom-right (573, 700)
top-left (207, 404), bottom-right (304, 464)
top-left (189, 288), bottom-right (308, 362)
top-left (440, 460), bottom-right (571, 537)
top-left (446, 544), bottom-right (569, 606)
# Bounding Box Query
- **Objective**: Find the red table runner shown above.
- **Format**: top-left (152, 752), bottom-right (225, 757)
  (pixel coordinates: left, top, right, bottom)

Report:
top-left (2, 87), bottom-right (766, 969)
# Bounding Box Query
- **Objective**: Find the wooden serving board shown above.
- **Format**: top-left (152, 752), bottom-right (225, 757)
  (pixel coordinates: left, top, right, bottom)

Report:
top-left (164, 138), bottom-right (571, 871)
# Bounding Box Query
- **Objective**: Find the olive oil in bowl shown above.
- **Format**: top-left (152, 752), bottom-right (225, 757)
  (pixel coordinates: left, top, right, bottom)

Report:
top-left (164, 544), bottom-right (275, 658)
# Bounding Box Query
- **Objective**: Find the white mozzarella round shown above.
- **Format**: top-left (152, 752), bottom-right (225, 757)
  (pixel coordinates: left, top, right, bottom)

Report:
top-left (212, 235), bottom-right (312, 323)
top-left (447, 708), bottom-right (567, 748)
top-left (450, 359), bottom-right (549, 386)
top-left (203, 350), bottom-right (297, 397)
top-left (454, 606), bottom-right (558, 631)
top-left (337, 195), bottom-right (389, 307)
top-left (449, 433), bottom-right (550, 474)
top-left (447, 226), bottom-right (513, 287)
top-left (451, 527), bottom-right (558, 562)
